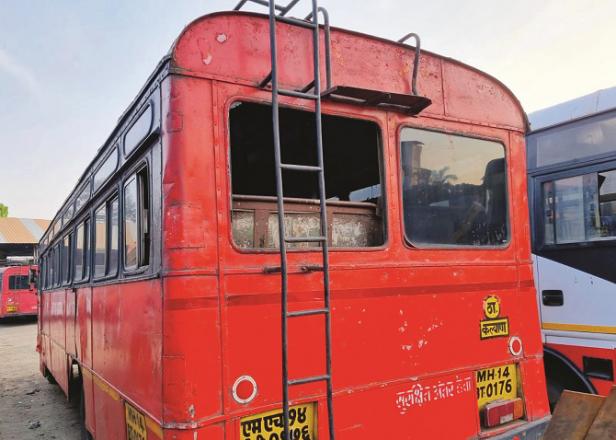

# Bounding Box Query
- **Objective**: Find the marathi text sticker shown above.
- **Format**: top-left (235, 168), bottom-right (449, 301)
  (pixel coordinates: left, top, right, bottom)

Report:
top-left (395, 376), bottom-right (473, 415)
top-left (480, 317), bottom-right (509, 339)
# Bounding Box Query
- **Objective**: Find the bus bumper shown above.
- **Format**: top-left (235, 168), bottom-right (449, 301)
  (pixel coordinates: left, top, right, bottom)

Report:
top-left (486, 416), bottom-right (551, 440)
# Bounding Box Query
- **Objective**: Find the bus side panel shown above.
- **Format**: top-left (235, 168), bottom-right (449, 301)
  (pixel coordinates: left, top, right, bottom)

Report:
top-left (92, 378), bottom-right (125, 440)
top-left (161, 75), bottom-right (222, 423)
top-left (509, 132), bottom-right (533, 264)
top-left (76, 286), bottom-right (93, 368)
top-left (161, 75), bottom-right (218, 273)
top-left (162, 276), bottom-right (222, 422)
top-left (520, 356), bottom-right (550, 419)
top-left (48, 289), bottom-right (69, 394)
top-left (547, 342), bottom-right (616, 396)
top-left (91, 280), bottom-right (163, 423)
top-left (65, 288), bottom-right (77, 357)
top-left (163, 423), bottom-right (225, 440)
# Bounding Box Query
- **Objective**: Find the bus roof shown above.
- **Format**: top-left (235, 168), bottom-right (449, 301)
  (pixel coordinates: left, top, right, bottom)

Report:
top-left (41, 10), bottom-right (528, 247)
top-left (528, 85), bottom-right (616, 132)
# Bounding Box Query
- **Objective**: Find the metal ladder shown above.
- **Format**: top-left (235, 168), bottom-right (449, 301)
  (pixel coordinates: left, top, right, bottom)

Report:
top-left (233, 1), bottom-right (335, 439)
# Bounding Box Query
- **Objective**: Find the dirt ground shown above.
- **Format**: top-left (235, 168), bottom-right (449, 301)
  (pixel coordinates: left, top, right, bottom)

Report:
top-left (0, 318), bottom-right (80, 440)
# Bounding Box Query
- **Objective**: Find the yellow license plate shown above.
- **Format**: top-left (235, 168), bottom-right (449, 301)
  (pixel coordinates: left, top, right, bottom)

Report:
top-left (125, 402), bottom-right (147, 440)
top-left (476, 364), bottom-right (517, 409)
top-left (240, 403), bottom-right (316, 440)
top-left (6, 305), bottom-right (17, 313)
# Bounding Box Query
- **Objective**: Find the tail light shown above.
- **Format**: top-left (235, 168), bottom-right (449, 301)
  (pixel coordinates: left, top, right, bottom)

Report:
top-left (482, 398), bottom-right (524, 428)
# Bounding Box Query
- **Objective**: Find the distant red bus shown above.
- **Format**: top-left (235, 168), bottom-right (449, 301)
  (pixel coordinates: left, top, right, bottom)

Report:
top-left (37, 4), bottom-right (550, 440)
top-left (0, 265), bottom-right (38, 318)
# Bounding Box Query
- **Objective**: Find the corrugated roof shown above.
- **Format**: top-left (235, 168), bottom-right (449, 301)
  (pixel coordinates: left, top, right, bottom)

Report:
top-left (0, 217), bottom-right (51, 244)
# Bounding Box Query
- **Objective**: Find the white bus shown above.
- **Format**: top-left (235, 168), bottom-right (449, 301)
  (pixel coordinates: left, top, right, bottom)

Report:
top-left (527, 86), bottom-right (616, 408)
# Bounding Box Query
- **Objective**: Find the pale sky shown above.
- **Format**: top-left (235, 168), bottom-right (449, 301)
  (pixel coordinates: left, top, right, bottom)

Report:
top-left (1, 0), bottom-right (615, 219)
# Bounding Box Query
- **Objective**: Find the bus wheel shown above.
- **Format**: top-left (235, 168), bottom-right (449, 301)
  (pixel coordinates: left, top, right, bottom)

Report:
top-left (546, 377), bottom-right (565, 412)
top-left (544, 348), bottom-right (596, 411)
top-left (44, 367), bottom-right (57, 385)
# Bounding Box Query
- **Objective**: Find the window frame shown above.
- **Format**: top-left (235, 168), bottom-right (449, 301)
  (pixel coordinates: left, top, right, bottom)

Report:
top-left (398, 124), bottom-right (511, 250)
top-left (532, 158), bottom-right (616, 251)
top-left (9, 275), bottom-right (29, 290)
top-left (93, 193), bottom-right (120, 281)
top-left (72, 213), bottom-right (92, 285)
top-left (61, 232), bottom-right (73, 286)
top-left (122, 161), bottom-right (151, 274)
top-left (225, 97), bottom-right (388, 254)
top-left (124, 102), bottom-right (154, 157)
top-left (93, 202), bottom-right (108, 279)
top-left (93, 147), bottom-right (119, 194)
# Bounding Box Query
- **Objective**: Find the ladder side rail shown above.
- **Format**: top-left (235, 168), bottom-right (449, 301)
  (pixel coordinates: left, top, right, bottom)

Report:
top-left (305, 7), bottom-right (332, 90)
top-left (307, 1), bottom-right (336, 439)
top-left (263, 1), bottom-right (292, 438)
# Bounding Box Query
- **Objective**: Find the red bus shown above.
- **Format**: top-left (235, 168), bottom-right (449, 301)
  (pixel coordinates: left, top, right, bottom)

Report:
top-left (0, 265), bottom-right (38, 319)
top-left (37, 4), bottom-right (550, 439)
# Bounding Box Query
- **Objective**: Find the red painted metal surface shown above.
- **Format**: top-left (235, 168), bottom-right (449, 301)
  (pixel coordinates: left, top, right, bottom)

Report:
top-left (38, 11), bottom-right (549, 440)
top-left (547, 343), bottom-right (616, 397)
top-left (0, 265), bottom-right (37, 318)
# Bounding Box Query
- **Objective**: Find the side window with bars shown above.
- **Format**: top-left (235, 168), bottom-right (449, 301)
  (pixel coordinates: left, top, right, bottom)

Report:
top-left (94, 196), bottom-right (119, 278)
top-left (123, 166), bottom-right (150, 271)
top-left (74, 218), bottom-right (91, 282)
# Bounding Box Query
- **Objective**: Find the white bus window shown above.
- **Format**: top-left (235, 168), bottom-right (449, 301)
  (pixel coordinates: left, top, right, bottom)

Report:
top-left (598, 170), bottom-right (616, 237)
top-left (543, 169), bottom-right (616, 244)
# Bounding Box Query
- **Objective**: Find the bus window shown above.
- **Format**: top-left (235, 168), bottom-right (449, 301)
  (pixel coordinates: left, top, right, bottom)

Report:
top-left (74, 219), bottom-right (91, 282)
top-left (62, 234), bottom-right (72, 284)
top-left (229, 102), bottom-right (384, 249)
top-left (9, 275), bottom-right (29, 290)
top-left (400, 128), bottom-right (508, 246)
top-left (93, 149), bottom-right (118, 192)
top-left (543, 169), bottom-right (616, 245)
top-left (528, 111), bottom-right (616, 169)
top-left (124, 177), bottom-right (138, 269)
top-left (109, 198), bottom-right (119, 276)
top-left (94, 204), bottom-right (107, 277)
top-left (53, 245), bottom-right (60, 287)
top-left (123, 167), bottom-right (150, 270)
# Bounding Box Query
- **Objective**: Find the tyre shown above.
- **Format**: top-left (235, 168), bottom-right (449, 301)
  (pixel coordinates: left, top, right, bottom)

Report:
top-left (546, 377), bottom-right (565, 412)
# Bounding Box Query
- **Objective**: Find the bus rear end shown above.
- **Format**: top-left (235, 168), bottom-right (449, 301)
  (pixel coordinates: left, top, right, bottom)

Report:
top-left (0, 266), bottom-right (38, 319)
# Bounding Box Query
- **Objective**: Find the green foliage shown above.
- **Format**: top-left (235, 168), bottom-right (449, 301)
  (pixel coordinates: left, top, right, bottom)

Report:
top-left (0, 203), bottom-right (8, 218)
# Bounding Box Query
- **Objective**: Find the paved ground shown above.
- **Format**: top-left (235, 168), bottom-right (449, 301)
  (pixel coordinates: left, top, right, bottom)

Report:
top-left (0, 318), bottom-right (80, 440)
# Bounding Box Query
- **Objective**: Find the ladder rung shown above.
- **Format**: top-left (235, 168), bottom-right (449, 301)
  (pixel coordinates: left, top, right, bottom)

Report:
top-left (288, 374), bottom-right (330, 386)
top-left (278, 89), bottom-right (318, 100)
top-left (284, 236), bottom-right (326, 243)
top-left (280, 163), bottom-right (321, 172)
top-left (288, 308), bottom-right (329, 318)
top-left (275, 15), bottom-right (318, 30)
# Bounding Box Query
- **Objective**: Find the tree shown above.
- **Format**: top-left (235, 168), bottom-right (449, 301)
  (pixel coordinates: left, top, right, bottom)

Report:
top-left (431, 166), bottom-right (458, 185)
top-left (0, 203), bottom-right (7, 218)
